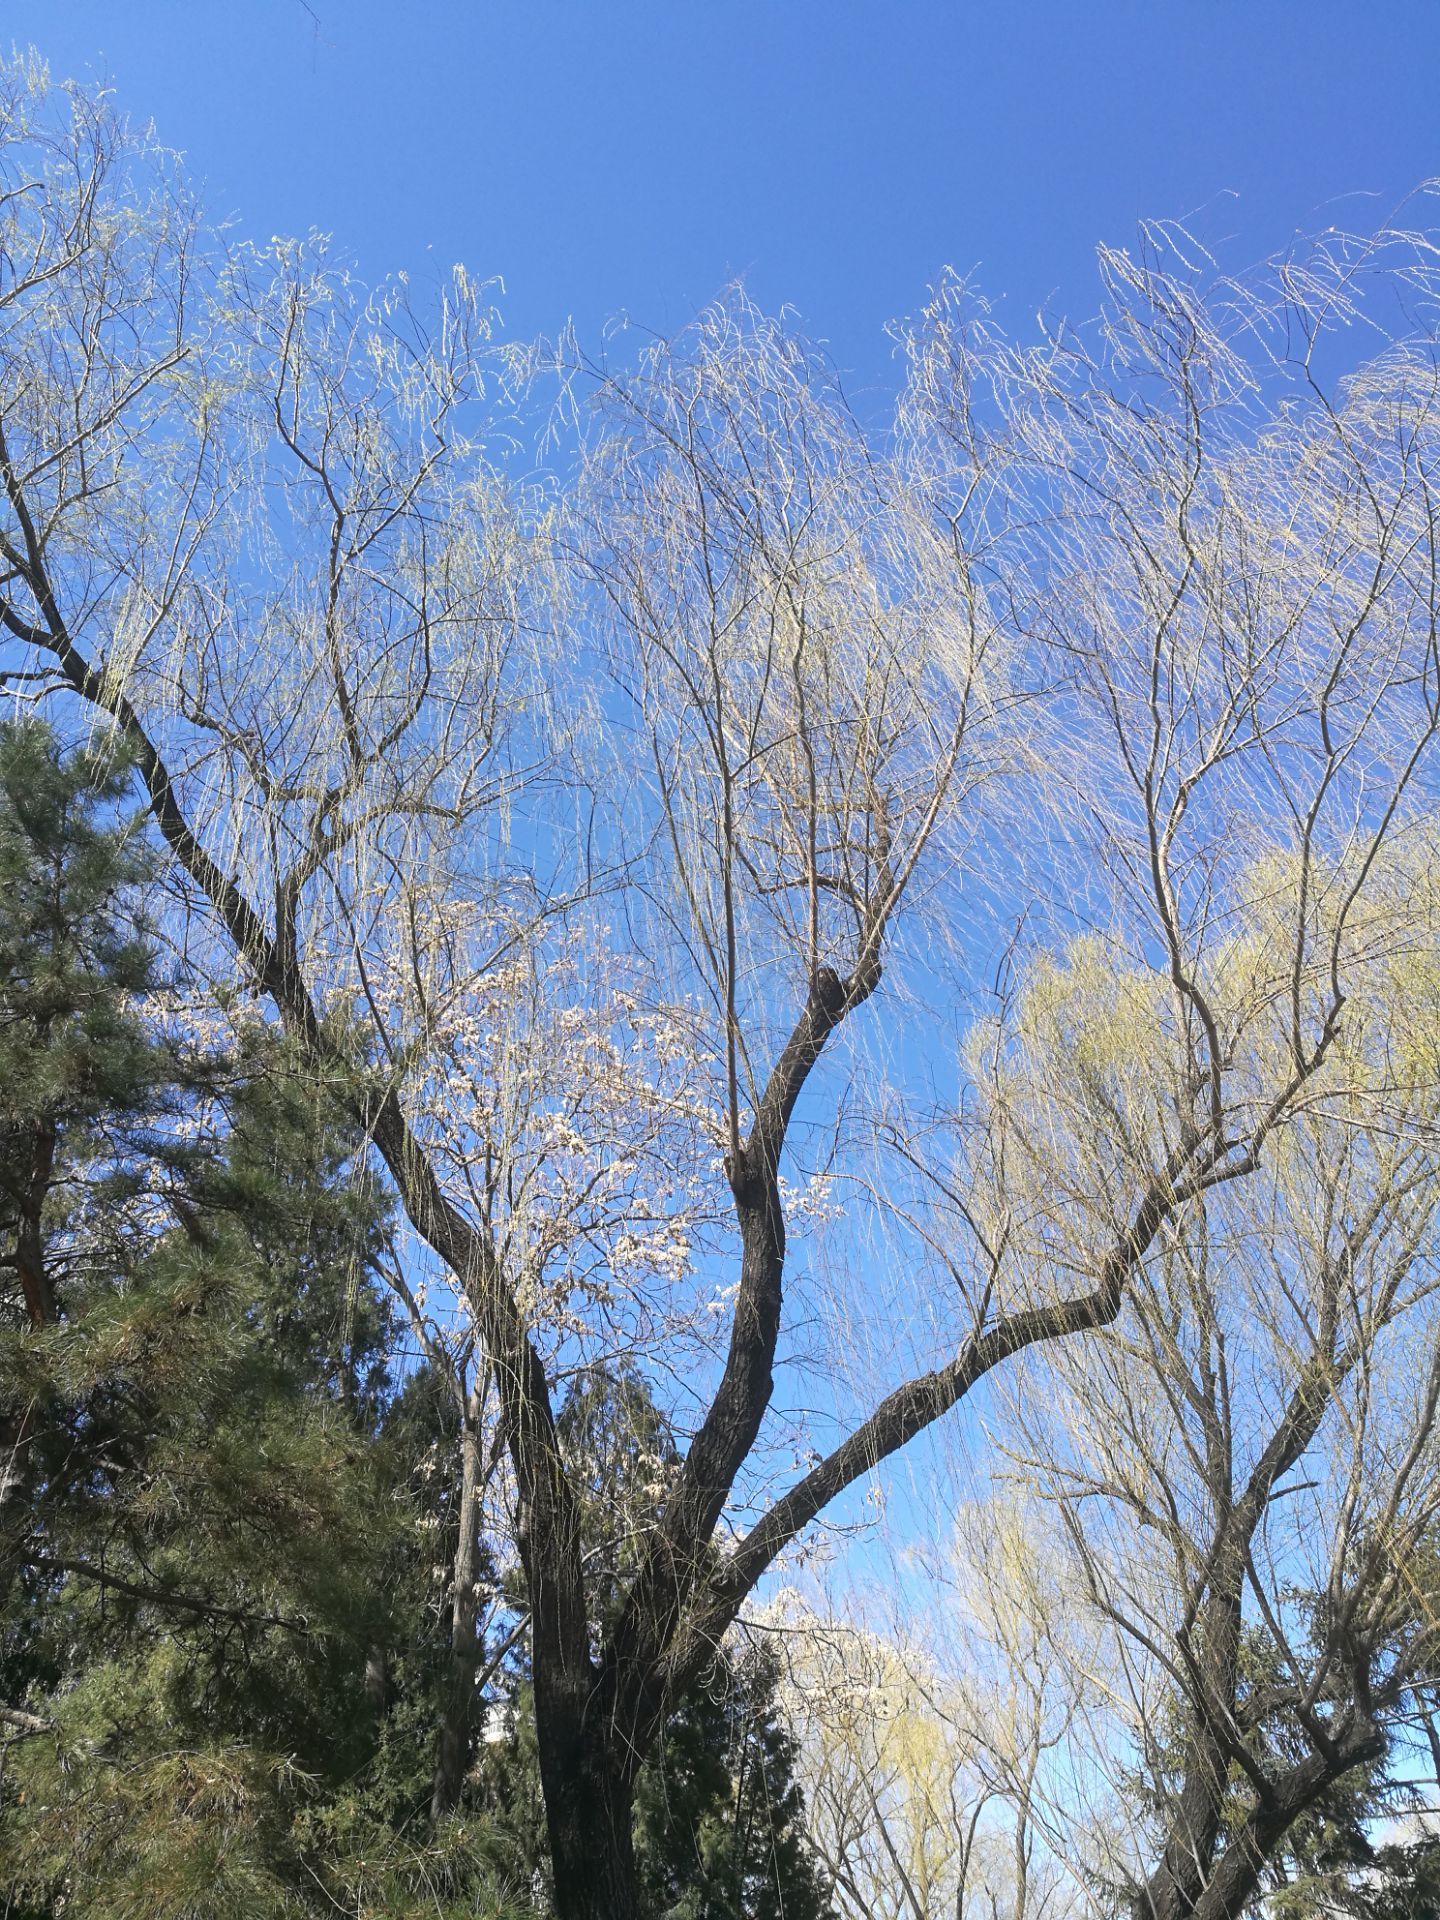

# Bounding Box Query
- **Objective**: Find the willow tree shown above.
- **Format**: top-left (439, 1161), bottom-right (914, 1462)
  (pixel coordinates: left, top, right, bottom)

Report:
top-left (878, 222), bottom-right (1440, 1918)
top-left (2, 57), bottom-right (1439, 1920)
top-left (926, 848), bottom-right (1440, 1920)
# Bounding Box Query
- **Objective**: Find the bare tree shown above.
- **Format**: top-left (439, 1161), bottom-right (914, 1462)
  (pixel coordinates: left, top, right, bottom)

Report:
top-left (890, 216), bottom-right (1440, 1915)
top-left (3, 59), bottom-right (1440, 1920)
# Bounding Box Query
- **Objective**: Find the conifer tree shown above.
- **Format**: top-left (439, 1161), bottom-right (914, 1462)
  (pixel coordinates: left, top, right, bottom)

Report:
top-left (0, 721), bottom-right (514, 1917)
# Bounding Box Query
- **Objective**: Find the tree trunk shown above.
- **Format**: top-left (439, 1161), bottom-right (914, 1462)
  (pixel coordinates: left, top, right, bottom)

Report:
top-left (431, 1396), bottom-right (485, 1819)
top-left (1186, 1717), bottom-right (1384, 1920)
top-left (1137, 1583), bottom-right (1243, 1920)
top-left (541, 1720), bottom-right (642, 1920)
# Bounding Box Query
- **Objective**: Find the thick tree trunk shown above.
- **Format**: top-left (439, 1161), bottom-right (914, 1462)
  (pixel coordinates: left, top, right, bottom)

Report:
top-left (1186, 1717), bottom-right (1384, 1920)
top-left (540, 1718), bottom-right (642, 1920)
top-left (1138, 1586), bottom-right (1243, 1920)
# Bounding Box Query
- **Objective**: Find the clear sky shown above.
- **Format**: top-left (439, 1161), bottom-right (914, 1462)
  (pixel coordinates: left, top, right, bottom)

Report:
top-left (11, 2), bottom-right (1440, 401)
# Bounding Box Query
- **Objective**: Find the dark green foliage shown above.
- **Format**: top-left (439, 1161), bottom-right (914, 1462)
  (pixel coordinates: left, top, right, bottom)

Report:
top-left (0, 717), bottom-right (170, 1337)
top-left (0, 721), bottom-right (516, 1916)
top-left (1326, 1834), bottom-right (1440, 1919)
top-left (1134, 1617), bottom-right (1440, 1920)
top-left (633, 1639), bottom-right (833, 1920)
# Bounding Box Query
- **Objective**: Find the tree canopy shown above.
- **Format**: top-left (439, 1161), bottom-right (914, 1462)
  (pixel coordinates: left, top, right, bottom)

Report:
top-left (3, 52), bottom-right (1440, 1920)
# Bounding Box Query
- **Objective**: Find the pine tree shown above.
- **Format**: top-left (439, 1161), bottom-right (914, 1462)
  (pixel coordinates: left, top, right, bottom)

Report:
top-left (632, 1637), bottom-right (833, 1920)
top-left (0, 720), bottom-right (518, 1917)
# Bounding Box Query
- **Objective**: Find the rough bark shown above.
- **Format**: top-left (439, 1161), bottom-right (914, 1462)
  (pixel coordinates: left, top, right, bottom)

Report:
top-left (542, 1726), bottom-right (641, 1920)
top-left (1184, 1717), bottom-right (1384, 1920)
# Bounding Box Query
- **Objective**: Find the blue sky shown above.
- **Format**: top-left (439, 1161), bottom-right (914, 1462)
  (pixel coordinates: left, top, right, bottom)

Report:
top-left (13, 2), bottom-right (1440, 400)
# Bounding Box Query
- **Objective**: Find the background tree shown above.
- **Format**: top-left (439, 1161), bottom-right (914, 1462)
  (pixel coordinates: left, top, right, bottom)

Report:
top-left (770, 1511), bottom-right (1085, 1920)
top-left (0, 719), bottom-right (517, 1916)
top-left (892, 842), bottom-right (1440, 1919)
top-left (0, 717), bottom-right (165, 1502)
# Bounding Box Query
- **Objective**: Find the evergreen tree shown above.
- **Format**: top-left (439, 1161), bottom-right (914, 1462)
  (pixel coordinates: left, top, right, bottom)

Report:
top-left (633, 1637), bottom-right (833, 1920)
top-left (0, 720), bottom-right (518, 1917)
